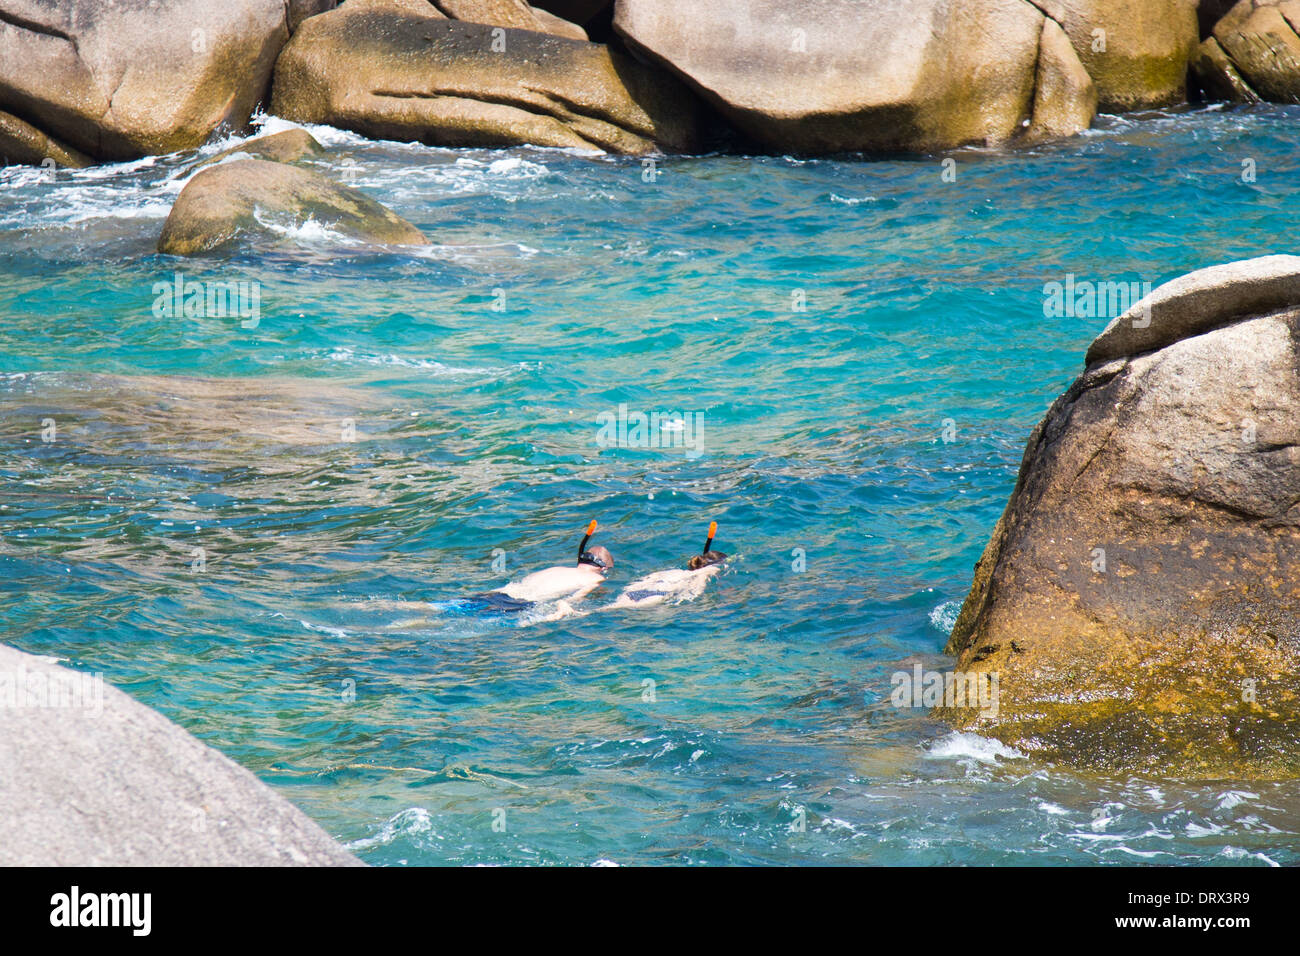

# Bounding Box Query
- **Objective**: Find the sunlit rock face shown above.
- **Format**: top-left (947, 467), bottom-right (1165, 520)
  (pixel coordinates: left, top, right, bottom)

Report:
top-left (0, 0), bottom-right (289, 161)
top-left (944, 256), bottom-right (1300, 779)
top-left (270, 2), bottom-right (702, 155)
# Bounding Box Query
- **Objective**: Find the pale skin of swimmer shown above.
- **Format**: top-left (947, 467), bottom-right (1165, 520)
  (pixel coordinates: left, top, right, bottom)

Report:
top-left (494, 545), bottom-right (614, 604)
top-left (609, 563), bottom-right (722, 608)
top-left (374, 550), bottom-right (719, 627)
top-left (367, 544), bottom-right (613, 626)
top-left (546, 552), bottom-right (727, 619)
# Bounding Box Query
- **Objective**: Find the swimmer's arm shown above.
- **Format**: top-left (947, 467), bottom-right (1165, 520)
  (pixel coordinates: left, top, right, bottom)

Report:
top-left (683, 565), bottom-right (720, 596)
top-left (533, 599), bottom-right (601, 623)
top-left (568, 580), bottom-right (606, 602)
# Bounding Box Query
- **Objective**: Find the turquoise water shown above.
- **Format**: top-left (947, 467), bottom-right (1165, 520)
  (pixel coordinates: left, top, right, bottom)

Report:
top-left (3, 106), bottom-right (1299, 866)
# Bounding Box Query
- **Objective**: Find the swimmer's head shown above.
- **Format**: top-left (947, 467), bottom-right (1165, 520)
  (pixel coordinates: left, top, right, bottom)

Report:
top-left (576, 520), bottom-right (611, 573)
top-left (579, 545), bottom-right (614, 573)
top-left (687, 520), bottom-right (725, 570)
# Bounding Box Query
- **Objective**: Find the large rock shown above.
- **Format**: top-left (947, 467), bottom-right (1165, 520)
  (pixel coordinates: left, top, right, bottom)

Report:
top-left (158, 158), bottom-right (428, 255)
top-left (0, 108), bottom-right (89, 167)
top-left (1035, 1), bottom-right (1200, 111)
top-left (271, 1), bottom-right (699, 153)
top-left (0, 644), bottom-right (360, 865)
top-left (1193, 27), bottom-right (1265, 101)
top-left (943, 256), bottom-right (1300, 778)
top-left (1086, 254), bottom-right (1300, 364)
top-left (612, 0), bottom-right (1096, 153)
top-left (191, 127), bottom-right (325, 171)
top-left (1194, 1), bottom-right (1300, 103)
top-left (0, 0), bottom-right (290, 161)
top-left (432, 0), bottom-right (588, 40)
top-left (290, 0), bottom-right (339, 31)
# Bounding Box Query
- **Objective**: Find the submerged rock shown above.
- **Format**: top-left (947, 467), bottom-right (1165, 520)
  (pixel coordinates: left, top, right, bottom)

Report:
top-left (0, 644), bottom-right (360, 865)
top-left (943, 256), bottom-right (1300, 777)
top-left (1194, 1), bottom-right (1300, 103)
top-left (612, 0), bottom-right (1096, 153)
top-left (270, 1), bottom-right (700, 154)
top-left (159, 158), bottom-right (427, 255)
top-left (0, 0), bottom-right (290, 161)
top-left (192, 127), bottom-right (326, 171)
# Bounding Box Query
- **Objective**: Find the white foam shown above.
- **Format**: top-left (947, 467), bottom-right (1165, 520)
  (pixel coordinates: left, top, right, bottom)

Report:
top-left (300, 620), bottom-right (350, 638)
top-left (1106, 846), bottom-right (1173, 860)
top-left (251, 207), bottom-right (354, 244)
top-left (1218, 846), bottom-right (1279, 867)
top-left (0, 181), bottom-right (174, 228)
top-left (411, 241), bottom-right (540, 262)
top-left (1090, 802), bottom-right (1122, 831)
top-left (1215, 790), bottom-right (1257, 812)
top-left (252, 113), bottom-right (368, 148)
top-left (928, 600), bottom-right (961, 634)
top-left (347, 807), bottom-right (434, 850)
top-left (319, 348), bottom-right (533, 377)
top-left (71, 154), bottom-right (162, 179)
top-left (0, 166), bottom-right (50, 190)
top-left (486, 157), bottom-right (549, 178)
top-left (925, 731), bottom-right (1026, 764)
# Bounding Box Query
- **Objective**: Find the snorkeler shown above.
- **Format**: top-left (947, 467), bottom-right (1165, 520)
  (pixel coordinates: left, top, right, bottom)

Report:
top-left (607, 521), bottom-right (727, 609)
top-left (487, 519), bottom-right (614, 606)
top-left (367, 521), bottom-right (613, 627)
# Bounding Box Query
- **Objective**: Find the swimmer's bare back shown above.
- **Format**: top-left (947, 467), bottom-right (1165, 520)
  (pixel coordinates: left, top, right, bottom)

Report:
top-left (497, 565), bottom-right (607, 604)
top-left (610, 565), bottom-right (721, 609)
top-left (493, 519), bottom-right (614, 605)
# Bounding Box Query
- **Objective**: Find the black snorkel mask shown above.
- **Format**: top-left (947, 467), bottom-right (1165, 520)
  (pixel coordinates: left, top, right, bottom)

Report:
top-left (577, 519), bottom-right (607, 569)
top-left (689, 521), bottom-right (727, 570)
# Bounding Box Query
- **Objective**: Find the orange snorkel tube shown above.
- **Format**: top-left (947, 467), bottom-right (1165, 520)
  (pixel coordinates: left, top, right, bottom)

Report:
top-left (688, 520), bottom-right (726, 570)
top-left (577, 519), bottom-right (606, 568)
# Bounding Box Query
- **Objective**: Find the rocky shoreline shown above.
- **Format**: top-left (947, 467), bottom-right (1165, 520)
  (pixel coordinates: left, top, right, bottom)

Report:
top-left (2, 1), bottom-right (1299, 171)
top-left (4, 1), bottom-right (1300, 253)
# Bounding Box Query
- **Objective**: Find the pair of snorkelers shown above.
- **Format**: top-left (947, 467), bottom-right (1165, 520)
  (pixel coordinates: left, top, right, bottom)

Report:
top-left (479, 519), bottom-right (727, 613)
